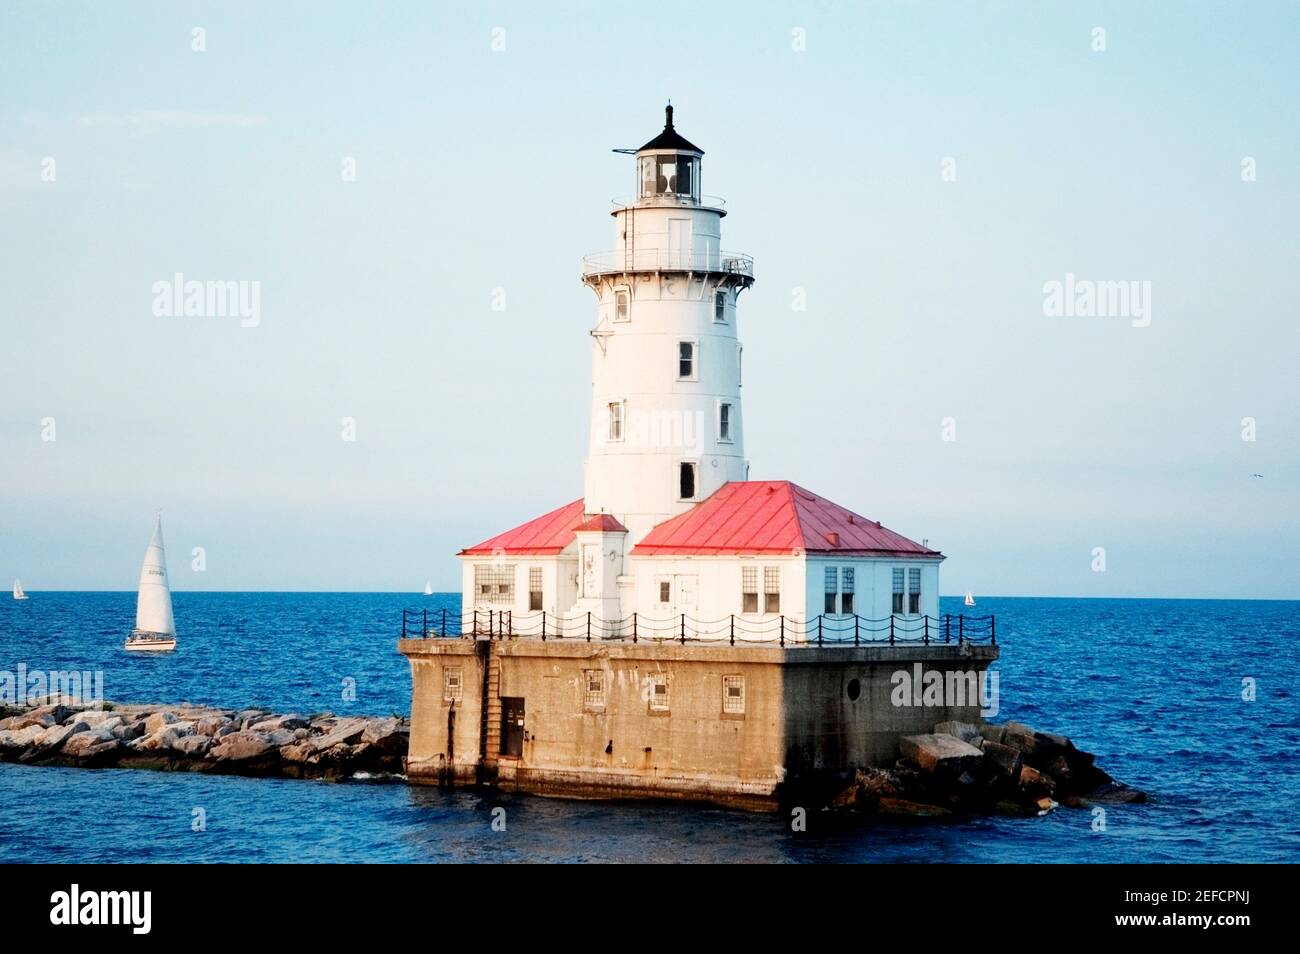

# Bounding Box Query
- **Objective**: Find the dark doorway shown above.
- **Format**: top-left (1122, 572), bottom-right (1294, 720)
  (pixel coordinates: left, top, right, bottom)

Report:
top-left (501, 697), bottom-right (525, 758)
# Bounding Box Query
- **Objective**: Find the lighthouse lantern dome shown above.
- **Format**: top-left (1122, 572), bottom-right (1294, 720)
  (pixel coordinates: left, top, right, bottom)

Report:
top-left (635, 104), bottom-right (702, 203)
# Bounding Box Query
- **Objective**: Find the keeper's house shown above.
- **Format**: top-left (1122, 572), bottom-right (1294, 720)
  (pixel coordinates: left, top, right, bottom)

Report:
top-left (400, 108), bottom-right (995, 809)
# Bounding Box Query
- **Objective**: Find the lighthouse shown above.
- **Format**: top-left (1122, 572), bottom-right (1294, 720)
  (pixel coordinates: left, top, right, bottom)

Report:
top-left (457, 106), bottom-right (944, 638)
top-left (580, 104), bottom-right (754, 543)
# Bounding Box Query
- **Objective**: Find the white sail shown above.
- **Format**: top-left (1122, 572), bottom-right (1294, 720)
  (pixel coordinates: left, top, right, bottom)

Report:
top-left (423, 581), bottom-right (433, 596)
top-left (964, 591), bottom-right (976, 607)
top-left (12, 579), bottom-right (27, 600)
top-left (134, 514), bottom-right (175, 635)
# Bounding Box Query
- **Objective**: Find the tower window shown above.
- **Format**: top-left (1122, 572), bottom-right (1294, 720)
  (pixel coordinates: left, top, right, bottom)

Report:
top-left (892, 568), bottom-right (905, 614)
top-left (614, 289), bottom-right (630, 322)
top-left (742, 565), bottom-right (758, 613)
top-left (658, 580), bottom-right (671, 604)
top-left (715, 290), bottom-right (727, 322)
top-left (908, 567), bottom-right (922, 615)
top-left (475, 564), bottom-right (515, 606)
top-left (718, 402), bottom-right (732, 442)
top-left (679, 461), bottom-right (696, 500)
top-left (608, 400), bottom-right (625, 441)
top-left (824, 566), bottom-right (839, 614)
top-left (677, 340), bottom-right (696, 379)
top-left (842, 567), bottom-right (855, 615)
top-left (723, 675), bottom-right (745, 715)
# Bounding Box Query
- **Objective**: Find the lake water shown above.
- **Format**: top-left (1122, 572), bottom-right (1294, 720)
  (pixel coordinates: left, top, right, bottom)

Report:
top-left (1, 593), bottom-right (1296, 862)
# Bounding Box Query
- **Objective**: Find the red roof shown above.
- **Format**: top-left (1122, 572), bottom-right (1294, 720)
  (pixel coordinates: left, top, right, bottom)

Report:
top-left (459, 499), bottom-right (585, 556)
top-left (631, 481), bottom-right (941, 558)
top-left (574, 513), bottom-right (628, 534)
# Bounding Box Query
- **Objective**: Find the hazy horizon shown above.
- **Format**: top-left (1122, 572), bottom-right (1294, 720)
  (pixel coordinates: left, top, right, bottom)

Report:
top-left (3, 2), bottom-right (1297, 599)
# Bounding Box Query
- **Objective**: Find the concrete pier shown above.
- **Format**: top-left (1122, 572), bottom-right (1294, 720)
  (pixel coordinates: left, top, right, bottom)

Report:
top-left (399, 636), bottom-right (999, 810)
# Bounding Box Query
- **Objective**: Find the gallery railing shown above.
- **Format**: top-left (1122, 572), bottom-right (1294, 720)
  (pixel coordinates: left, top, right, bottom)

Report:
top-left (400, 608), bottom-right (995, 647)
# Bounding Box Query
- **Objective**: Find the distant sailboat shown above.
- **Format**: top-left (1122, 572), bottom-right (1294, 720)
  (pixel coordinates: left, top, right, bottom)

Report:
top-left (423, 581), bottom-right (434, 596)
top-left (964, 591), bottom-right (976, 607)
top-left (124, 514), bottom-right (177, 652)
top-left (12, 579), bottom-right (28, 600)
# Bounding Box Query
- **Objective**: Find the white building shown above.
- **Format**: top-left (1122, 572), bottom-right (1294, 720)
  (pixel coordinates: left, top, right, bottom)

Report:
top-left (459, 107), bottom-right (944, 641)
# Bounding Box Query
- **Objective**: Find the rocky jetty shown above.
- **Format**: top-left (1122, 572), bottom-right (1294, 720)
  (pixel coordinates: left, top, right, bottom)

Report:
top-left (827, 719), bottom-right (1147, 817)
top-left (0, 700), bottom-right (407, 780)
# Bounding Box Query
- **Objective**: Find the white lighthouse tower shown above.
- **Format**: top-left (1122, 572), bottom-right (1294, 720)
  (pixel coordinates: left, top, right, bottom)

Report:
top-left (458, 106), bottom-right (944, 637)
top-left (580, 105), bottom-right (755, 544)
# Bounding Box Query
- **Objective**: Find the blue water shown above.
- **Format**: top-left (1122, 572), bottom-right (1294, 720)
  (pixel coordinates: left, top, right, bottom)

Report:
top-left (1, 593), bottom-right (1297, 862)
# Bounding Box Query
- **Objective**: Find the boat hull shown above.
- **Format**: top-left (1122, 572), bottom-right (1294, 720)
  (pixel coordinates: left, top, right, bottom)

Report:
top-left (124, 633), bottom-right (177, 652)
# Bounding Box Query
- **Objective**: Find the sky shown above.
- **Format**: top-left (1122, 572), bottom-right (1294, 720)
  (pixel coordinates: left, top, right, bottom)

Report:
top-left (1, 1), bottom-right (1297, 597)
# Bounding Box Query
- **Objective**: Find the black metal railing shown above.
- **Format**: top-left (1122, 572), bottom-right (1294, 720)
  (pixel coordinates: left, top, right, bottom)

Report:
top-left (400, 608), bottom-right (995, 647)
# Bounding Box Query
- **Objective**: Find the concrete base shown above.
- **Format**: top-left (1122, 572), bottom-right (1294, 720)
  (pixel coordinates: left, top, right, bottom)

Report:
top-left (400, 636), bottom-right (998, 812)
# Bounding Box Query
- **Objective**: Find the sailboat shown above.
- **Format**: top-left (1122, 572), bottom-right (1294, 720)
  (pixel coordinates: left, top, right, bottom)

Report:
top-left (423, 581), bottom-right (434, 596)
top-left (124, 514), bottom-right (177, 652)
top-left (12, 579), bottom-right (28, 600)
top-left (964, 591), bottom-right (976, 607)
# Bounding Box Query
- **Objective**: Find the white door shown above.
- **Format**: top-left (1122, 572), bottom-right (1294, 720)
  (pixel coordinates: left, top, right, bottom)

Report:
top-left (668, 219), bottom-right (691, 269)
top-left (674, 574), bottom-right (698, 612)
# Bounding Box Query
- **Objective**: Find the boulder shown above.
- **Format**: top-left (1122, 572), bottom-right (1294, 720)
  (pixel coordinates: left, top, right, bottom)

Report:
top-left (172, 735), bottom-right (212, 758)
top-left (1083, 782), bottom-right (1147, 804)
top-left (980, 723), bottom-right (1006, 745)
top-left (361, 718), bottom-right (403, 751)
top-left (62, 729), bottom-right (120, 759)
top-left (74, 711), bottom-right (119, 727)
top-left (117, 719), bottom-right (148, 741)
top-left (899, 733), bottom-right (984, 776)
top-left (1019, 764), bottom-right (1056, 797)
top-left (0, 724), bottom-right (47, 749)
top-left (1002, 721), bottom-right (1040, 755)
top-left (209, 732), bottom-right (273, 762)
top-left (235, 709), bottom-right (269, 729)
top-left (980, 740), bottom-right (1023, 778)
top-left (134, 728), bottom-right (183, 753)
top-left (194, 716), bottom-right (229, 737)
top-left (144, 711), bottom-right (179, 734)
top-left (933, 721), bottom-right (982, 745)
top-left (279, 742), bottom-right (318, 764)
top-left (265, 730), bottom-right (297, 747)
top-left (214, 722), bottom-right (241, 739)
top-left (311, 718), bottom-right (368, 750)
top-left (877, 797), bottom-right (951, 818)
top-left (251, 714), bottom-right (309, 733)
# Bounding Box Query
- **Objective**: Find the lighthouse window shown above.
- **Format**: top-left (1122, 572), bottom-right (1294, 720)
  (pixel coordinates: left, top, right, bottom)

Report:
top-left (678, 461), bottom-right (697, 500)
top-left (677, 340), bottom-right (696, 379)
top-left (528, 566), bottom-right (543, 611)
top-left (842, 567), bottom-right (855, 615)
top-left (718, 402), bottom-right (732, 442)
top-left (723, 675), bottom-right (745, 715)
top-left (764, 566), bottom-right (781, 613)
top-left (714, 290), bottom-right (727, 322)
top-left (614, 288), bottom-right (630, 321)
top-left (583, 670), bottom-right (606, 709)
top-left (443, 667), bottom-right (463, 703)
top-left (608, 401), bottom-right (625, 441)
top-left (742, 565), bottom-right (758, 613)
top-left (908, 567), bottom-right (922, 615)
top-left (824, 566), bottom-right (839, 614)
top-left (658, 580), bottom-right (671, 604)
top-left (649, 673), bottom-right (670, 712)
top-left (892, 568), bottom-right (905, 614)
top-left (475, 564), bottom-right (515, 606)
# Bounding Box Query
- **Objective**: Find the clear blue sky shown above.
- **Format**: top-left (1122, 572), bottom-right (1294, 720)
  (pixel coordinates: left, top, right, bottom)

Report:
top-left (2, 1), bottom-right (1296, 597)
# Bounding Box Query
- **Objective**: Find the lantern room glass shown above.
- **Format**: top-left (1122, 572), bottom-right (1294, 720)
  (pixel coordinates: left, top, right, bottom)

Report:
top-left (639, 154), bottom-right (699, 201)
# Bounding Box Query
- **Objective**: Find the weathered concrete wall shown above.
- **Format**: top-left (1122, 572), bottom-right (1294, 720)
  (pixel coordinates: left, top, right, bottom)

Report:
top-left (399, 637), bottom-right (997, 810)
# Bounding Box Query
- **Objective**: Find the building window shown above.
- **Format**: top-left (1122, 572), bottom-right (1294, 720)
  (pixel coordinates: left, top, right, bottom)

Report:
top-left (723, 675), bottom-right (745, 715)
top-left (475, 563), bottom-right (515, 605)
top-left (842, 567), bottom-right (855, 615)
top-left (678, 340), bottom-right (696, 379)
top-left (908, 567), bottom-right (922, 615)
top-left (718, 402), bottom-right (732, 442)
top-left (528, 566), bottom-right (543, 612)
top-left (742, 565), bottom-right (758, 613)
top-left (607, 400), bottom-right (625, 441)
top-left (763, 566), bottom-right (780, 613)
top-left (715, 290), bottom-right (727, 322)
top-left (584, 670), bottom-right (606, 709)
top-left (649, 673), bottom-right (669, 712)
top-left (679, 461), bottom-right (696, 499)
top-left (614, 288), bottom-right (630, 322)
top-left (892, 568), bottom-right (905, 614)
top-left (658, 580), bottom-right (671, 604)
top-left (443, 667), bottom-right (463, 703)
top-left (825, 566), bottom-right (839, 614)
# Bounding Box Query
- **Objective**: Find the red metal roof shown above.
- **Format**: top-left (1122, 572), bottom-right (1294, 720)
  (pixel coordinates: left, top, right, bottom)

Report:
top-left (459, 499), bottom-right (585, 556)
top-left (574, 513), bottom-right (628, 534)
top-left (631, 481), bottom-right (942, 558)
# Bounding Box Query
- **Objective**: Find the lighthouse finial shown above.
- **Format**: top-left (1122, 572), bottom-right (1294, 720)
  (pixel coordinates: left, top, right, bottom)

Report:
top-left (665, 102), bottom-right (673, 129)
